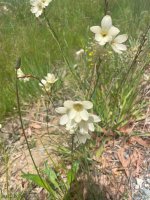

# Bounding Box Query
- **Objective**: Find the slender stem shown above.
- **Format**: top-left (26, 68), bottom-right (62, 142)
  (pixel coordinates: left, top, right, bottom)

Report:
top-left (89, 58), bottom-right (102, 100)
top-left (71, 134), bottom-right (74, 183)
top-left (15, 70), bottom-right (54, 195)
top-left (121, 25), bottom-right (150, 87)
top-left (104, 0), bottom-right (109, 15)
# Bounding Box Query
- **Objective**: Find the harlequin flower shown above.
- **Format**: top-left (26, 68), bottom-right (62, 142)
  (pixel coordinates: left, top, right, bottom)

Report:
top-left (56, 100), bottom-right (93, 124)
top-left (56, 101), bottom-right (101, 144)
top-left (30, 0), bottom-right (52, 17)
top-left (39, 73), bottom-right (58, 91)
top-left (30, 0), bottom-right (44, 17)
top-left (45, 73), bottom-right (58, 84)
top-left (110, 34), bottom-right (128, 54)
top-left (90, 15), bottom-right (120, 45)
top-left (17, 69), bottom-right (30, 82)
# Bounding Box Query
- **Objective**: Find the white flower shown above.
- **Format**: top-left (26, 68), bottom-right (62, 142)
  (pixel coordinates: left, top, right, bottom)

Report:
top-left (110, 34), bottom-right (128, 54)
top-left (39, 73), bottom-right (58, 91)
top-left (56, 100), bottom-right (93, 124)
top-left (78, 114), bottom-right (101, 134)
top-left (90, 15), bottom-right (120, 46)
top-left (45, 73), bottom-right (58, 84)
top-left (30, 0), bottom-right (52, 17)
top-left (56, 101), bottom-right (101, 144)
top-left (30, 0), bottom-right (44, 17)
top-left (17, 69), bottom-right (29, 82)
top-left (0, 124), bottom-right (2, 129)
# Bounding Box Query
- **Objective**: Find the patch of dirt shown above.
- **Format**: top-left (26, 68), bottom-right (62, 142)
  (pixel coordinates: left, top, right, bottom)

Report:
top-left (0, 73), bottom-right (150, 200)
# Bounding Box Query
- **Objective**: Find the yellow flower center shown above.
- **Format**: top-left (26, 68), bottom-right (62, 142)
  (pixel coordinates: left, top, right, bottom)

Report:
top-left (101, 31), bottom-right (107, 37)
top-left (73, 103), bottom-right (83, 112)
top-left (37, 3), bottom-right (43, 9)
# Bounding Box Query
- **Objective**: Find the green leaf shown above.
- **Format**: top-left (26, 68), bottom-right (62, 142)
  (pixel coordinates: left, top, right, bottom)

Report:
top-left (67, 162), bottom-right (79, 185)
top-left (22, 172), bottom-right (56, 197)
top-left (43, 164), bottom-right (60, 189)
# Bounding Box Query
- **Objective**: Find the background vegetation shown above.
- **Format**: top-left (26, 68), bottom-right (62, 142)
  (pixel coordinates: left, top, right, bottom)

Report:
top-left (0, 0), bottom-right (150, 120)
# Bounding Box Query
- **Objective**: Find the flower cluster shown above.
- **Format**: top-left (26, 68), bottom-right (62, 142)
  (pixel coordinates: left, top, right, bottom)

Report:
top-left (90, 15), bottom-right (128, 54)
top-left (56, 100), bottom-right (100, 144)
top-left (17, 69), bottom-right (30, 82)
top-left (39, 73), bottom-right (58, 91)
top-left (30, 0), bottom-right (52, 17)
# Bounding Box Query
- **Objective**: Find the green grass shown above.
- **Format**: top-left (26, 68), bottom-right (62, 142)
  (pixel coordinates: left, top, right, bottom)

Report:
top-left (0, 0), bottom-right (150, 120)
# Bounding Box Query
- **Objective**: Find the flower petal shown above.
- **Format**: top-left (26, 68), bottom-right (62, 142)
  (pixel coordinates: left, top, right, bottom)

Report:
top-left (90, 26), bottom-right (101, 34)
top-left (115, 43), bottom-right (127, 51)
top-left (101, 15), bottom-right (112, 31)
top-left (60, 114), bottom-right (69, 125)
top-left (111, 43), bottom-right (127, 54)
top-left (75, 114), bottom-right (82, 123)
top-left (80, 110), bottom-right (89, 121)
top-left (91, 114), bottom-right (101, 122)
top-left (82, 101), bottom-right (93, 109)
top-left (64, 100), bottom-right (73, 109)
top-left (108, 26), bottom-right (120, 37)
top-left (88, 123), bottom-right (95, 132)
top-left (68, 109), bottom-right (77, 120)
top-left (95, 34), bottom-right (103, 42)
top-left (55, 107), bottom-right (67, 114)
top-left (79, 121), bottom-right (88, 134)
top-left (114, 34), bottom-right (128, 43)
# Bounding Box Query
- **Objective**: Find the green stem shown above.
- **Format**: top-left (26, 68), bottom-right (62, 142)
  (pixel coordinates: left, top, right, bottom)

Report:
top-left (15, 69), bottom-right (55, 196)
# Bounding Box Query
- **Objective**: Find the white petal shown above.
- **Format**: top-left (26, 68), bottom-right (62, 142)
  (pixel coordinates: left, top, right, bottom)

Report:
top-left (41, 79), bottom-right (47, 85)
top-left (55, 107), bottom-right (67, 114)
top-left (115, 43), bottom-right (127, 51)
top-left (75, 114), bottom-right (82, 123)
top-left (66, 120), bottom-right (77, 132)
top-left (95, 34), bottom-right (103, 42)
top-left (82, 101), bottom-right (93, 109)
top-left (111, 43), bottom-right (127, 54)
top-left (64, 100), bottom-right (73, 109)
top-left (88, 123), bottom-right (95, 132)
top-left (111, 44), bottom-right (122, 54)
top-left (91, 114), bottom-right (101, 122)
top-left (101, 15), bottom-right (112, 31)
top-left (80, 110), bottom-right (89, 121)
top-left (60, 114), bottom-right (69, 125)
top-left (108, 26), bottom-right (120, 37)
top-left (79, 121), bottom-right (88, 134)
top-left (68, 109), bottom-right (77, 120)
top-left (90, 26), bottom-right (101, 34)
top-left (99, 35), bottom-right (112, 45)
top-left (114, 34), bottom-right (128, 43)
top-left (35, 10), bottom-right (42, 17)
top-left (98, 39), bottom-right (108, 46)
top-left (31, 7), bottom-right (38, 13)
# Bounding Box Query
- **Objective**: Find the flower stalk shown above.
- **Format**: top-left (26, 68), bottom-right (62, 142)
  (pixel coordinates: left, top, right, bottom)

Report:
top-left (15, 59), bottom-right (56, 196)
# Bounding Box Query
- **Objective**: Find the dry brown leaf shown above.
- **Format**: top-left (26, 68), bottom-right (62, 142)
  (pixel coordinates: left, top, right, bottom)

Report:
top-left (130, 136), bottom-right (150, 148)
top-left (119, 122), bottom-right (134, 134)
top-left (118, 146), bottom-right (143, 177)
top-left (117, 147), bottom-right (131, 177)
top-left (30, 123), bottom-right (41, 129)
